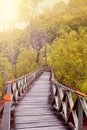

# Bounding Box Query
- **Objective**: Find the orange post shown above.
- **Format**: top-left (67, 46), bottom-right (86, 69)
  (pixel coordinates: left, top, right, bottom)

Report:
top-left (4, 94), bottom-right (11, 102)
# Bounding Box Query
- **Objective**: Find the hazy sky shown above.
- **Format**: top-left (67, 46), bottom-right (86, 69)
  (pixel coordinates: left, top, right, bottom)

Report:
top-left (40, 0), bottom-right (69, 7)
top-left (0, 0), bottom-right (69, 31)
top-left (36, 0), bottom-right (69, 14)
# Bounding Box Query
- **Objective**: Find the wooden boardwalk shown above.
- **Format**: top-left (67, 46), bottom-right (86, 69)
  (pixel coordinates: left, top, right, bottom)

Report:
top-left (11, 72), bottom-right (69, 130)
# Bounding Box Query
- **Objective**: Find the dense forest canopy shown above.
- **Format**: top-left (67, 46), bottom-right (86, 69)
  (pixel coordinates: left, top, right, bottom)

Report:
top-left (0, 0), bottom-right (87, 96)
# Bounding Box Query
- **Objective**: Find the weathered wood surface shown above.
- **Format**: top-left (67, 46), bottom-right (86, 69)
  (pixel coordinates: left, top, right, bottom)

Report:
top-left (1, 69), bottom-right (43, 130)
top-left (1, 84), bottom-right (11, 130)
top-left (51, 69), bottom-right (87, 130)
top-left (11, 72), bottom-right (69, 130)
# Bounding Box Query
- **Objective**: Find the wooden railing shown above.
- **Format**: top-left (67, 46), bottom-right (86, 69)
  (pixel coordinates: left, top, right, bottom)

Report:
top-left (51, 69), bottom-right (87, 130)
top-left (0, 69), bottom-right (43, 130)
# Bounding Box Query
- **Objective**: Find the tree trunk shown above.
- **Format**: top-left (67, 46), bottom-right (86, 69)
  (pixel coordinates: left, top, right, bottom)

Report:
top-left (36, 50), bottom-right (40, 64)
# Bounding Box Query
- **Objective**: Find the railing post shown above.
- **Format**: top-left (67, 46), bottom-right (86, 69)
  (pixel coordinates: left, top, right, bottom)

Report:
top-left (50, 69), bottom-right (87, 130)
top-left (1, 83), bottom-right (11, 130)
top-left (0, 69), bottom-right (43, 130)
top-left (78, 97), bottom-right (83, 130)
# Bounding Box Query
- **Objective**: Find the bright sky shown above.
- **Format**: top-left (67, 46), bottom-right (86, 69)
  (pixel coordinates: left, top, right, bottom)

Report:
top-left (0, 0), bottom-right (19, 31)
top-left (0, 0), bottom-right (69, 31)
top-left (37, 0), bottom-right (69, 14)
top-left (38, 0), bottom-right (68, 8)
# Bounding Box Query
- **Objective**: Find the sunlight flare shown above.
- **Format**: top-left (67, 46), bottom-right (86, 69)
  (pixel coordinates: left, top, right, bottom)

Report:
top-left (0, 0), bottom-right (17, 23)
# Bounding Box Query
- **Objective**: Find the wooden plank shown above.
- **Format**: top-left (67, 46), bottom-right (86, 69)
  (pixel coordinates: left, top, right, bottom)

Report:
top-left (15, 124), bottom-right (68, 129)
top-left (14, 126), bottom-right (69, 130)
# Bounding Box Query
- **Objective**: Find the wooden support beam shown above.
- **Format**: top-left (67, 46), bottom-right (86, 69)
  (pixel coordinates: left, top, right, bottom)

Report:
top-left (78, 98), bottom-right (83, 130)
top-left (1, 84), bottom-right (11, 130)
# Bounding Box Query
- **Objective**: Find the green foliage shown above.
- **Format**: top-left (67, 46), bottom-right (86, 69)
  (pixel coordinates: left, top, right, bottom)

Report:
top-left (0, 52), bottom-right (13, 87)
top-left (16, 47), bottom-right (38, 77)
top-left (76, 80), bottom-right (87, 94)
top-left (50, 28), bottom-right (87, 92)
top-left (0, 0), bottom-right (87, 95)
top-left (0, 28), bottom-right (38, 97)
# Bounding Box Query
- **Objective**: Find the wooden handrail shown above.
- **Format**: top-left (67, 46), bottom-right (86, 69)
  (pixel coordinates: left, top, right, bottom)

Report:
top-left (1, 84), bottom-right (11, 130)
top-left (0, 69), bottom-right (43, 130)
top-left (50, 69), bottom-right (87, 130)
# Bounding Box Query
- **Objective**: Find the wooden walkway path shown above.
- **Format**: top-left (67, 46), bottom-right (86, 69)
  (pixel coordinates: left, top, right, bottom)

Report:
top-left (11, 72), bottom-right (69, 130)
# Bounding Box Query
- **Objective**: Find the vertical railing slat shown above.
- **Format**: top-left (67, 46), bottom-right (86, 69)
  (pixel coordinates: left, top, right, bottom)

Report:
top-left (50, 69), bottom-right (87, 130)
top-left (78, 97), bottom-right (83, 130)
top-left (1, 68), bottom-right (43, 130)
